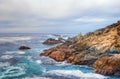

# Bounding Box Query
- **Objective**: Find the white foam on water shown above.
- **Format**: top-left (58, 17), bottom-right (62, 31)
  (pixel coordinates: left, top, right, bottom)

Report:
top-left (23, 76), bottom-right (51, 79)
top-left (0, 66), bottom-right (25, 79)
top-left (0, 62), bottom-right (10, 67)
top-left (6, 51), bottom-right (26, 55)
top-left (55, 61), bottom-right (70, 66)
top-left (36, 60), bottom-right (42, 64)
top-left (46, 70), bottom-right (106, 79)
top-left (17, 51), bottom-right (26, 54)
top-left (0, 36), bottom-right (32, 42)
top-left (5, 51), bottom-right (15, 54)
top-left (27, 56), bottom-right (32, 60)
top-left (40, 56), bottom-right (56, 65)
top-left (0, 55), bottom-right (13, 59)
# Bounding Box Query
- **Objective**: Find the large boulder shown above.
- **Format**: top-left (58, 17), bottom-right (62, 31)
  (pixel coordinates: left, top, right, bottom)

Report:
top-left (19, 46), bottom-right (31, 50)
top-left (43, 38), bottom-right (64, 45)
top-left (93, 54), bottom-right (120, 75)
top-left (49, 51), bottom-right (66, 61)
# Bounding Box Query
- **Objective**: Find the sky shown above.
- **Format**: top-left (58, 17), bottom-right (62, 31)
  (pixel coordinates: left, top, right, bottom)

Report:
top-left (0, 0), bottom-right (120, 34)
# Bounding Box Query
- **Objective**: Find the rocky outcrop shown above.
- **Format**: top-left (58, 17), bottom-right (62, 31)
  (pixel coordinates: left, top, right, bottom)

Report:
top-left (40, 20), bottom-right (120, 75)
top-left (19, 46), bottom-right (31, 50)
top-left (93, 54), bottom-right (120, 75)
top-left (43, 38), bottom-right (64, 45)
top-left (49, 51), bottom-right (66, 61)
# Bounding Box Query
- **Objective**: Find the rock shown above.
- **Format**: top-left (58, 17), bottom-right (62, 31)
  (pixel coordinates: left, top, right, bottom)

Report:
top-left (40, 20), bottom-right (120, 66)
top-left (67, 54), bottom-right (81, 64)
top-left (40, 47), bottom-right (56, 56)
top-left (43, 38), bottom-right (63, 45)
top-left (49, 51), bottom-right (66, 61)
top-left (19, 46), bottom-right (31, 50)
top-left (93, 54), bottom-right (120, 75)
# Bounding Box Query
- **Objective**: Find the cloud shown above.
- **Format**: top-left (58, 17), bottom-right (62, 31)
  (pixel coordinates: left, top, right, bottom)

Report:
top-left (73, 17), bottom-right (107, 23)
top-left (0, 0), bottom-right (120, 33)
top-left (1, 0), bottom-right (120, 19)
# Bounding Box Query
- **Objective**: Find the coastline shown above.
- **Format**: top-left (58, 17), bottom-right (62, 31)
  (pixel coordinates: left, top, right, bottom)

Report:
top-left (40, 20), bottom-right (120, 76)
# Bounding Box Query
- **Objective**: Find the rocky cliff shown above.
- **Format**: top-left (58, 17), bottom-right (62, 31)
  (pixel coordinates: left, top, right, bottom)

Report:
top-left (40, 20), bottom-right (120, 75)
top-left (93, 54), bottom-right (120, 75)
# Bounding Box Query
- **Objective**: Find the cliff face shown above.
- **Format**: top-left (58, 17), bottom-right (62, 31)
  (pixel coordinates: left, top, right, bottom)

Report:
top-left (75, 21), bottom-right (120, 54)
top-left (40, 21), bottom-right (120, 66)
top-left (93, 54), bottom-right (120, 75)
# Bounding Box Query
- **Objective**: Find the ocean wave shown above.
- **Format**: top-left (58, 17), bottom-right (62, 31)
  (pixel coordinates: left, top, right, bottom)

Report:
top-left (55, 61), bottom-right (70, 66)
top-left (47, 34), bottom-right (69, 40)
top-left (17, 51), bottom-right (26, 54)
top-left (0, 36), bottom-right (32, 43)
top-left (45, 70), bottom-right (107, 79)
top-left (6, 51), bottom-right (26, 55)
top-left (0, 62), bottom-right (10, 67)
top-left (36, 60), bottom-right (42, 64)
top-left (23, 76), bottom-right (51, 79)
top-left (0, 55), bottom-right (13, 59)
top-left (0, 66), bottom-right (25, 79)
top-left (40, 57), bottom-right (56, 65)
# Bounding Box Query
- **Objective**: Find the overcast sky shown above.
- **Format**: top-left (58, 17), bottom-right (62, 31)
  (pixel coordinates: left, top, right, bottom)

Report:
top-left (0, 0), bottom-right (120, 34)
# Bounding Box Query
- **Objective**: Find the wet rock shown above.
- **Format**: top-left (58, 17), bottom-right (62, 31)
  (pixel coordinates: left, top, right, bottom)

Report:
top-left (19, 46), bottom-right (31, 50)
top-left (49, 51), bottom-right (66, 61)
top-left (43, 38), bottom-right (64, 45)
top-left (93, 54), bottom-right (120, 75)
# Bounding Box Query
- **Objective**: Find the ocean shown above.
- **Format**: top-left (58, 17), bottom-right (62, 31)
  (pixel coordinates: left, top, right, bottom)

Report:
top-left (0, 33), bottom-right (118, 79)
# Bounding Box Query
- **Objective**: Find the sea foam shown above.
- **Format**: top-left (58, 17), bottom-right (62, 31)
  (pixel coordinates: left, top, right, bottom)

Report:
top-left (0, 62), bottom-right (10, 67)
top-left (0, 55), bottom-right (13, 59)
top-left (46, 70), bottom-right (106, 79)
top-left (36, 60), bottom-right (42, 64)
top-left (0, 36), bottom-right (32, 43)
top-left (23, 76), bottom-right (51, 79)
top-left (0, 66), bottom-right (25, 79)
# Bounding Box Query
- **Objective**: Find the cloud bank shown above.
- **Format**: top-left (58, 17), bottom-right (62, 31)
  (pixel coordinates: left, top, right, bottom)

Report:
top-left (0, 0), bottom-right (120, 33)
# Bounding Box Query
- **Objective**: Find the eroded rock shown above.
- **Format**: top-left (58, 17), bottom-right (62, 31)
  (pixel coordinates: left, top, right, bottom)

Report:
top-left (93, 54), bottom-right (120, 75)
top-left (19, 46), bottom-right (31, 50)
top-left (43, 38), bottom-right (64, 45)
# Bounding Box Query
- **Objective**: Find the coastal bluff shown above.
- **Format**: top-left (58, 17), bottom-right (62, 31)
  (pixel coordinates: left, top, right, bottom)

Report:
top-left (40, 20), bottom-right (120, 75)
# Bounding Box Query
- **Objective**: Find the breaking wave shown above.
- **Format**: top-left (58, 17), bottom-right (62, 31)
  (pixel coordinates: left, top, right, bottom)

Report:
top-left (45, 70), bottom-right (107, 79)
top-left (24, 76), bottom-right (51, 79)
top-left (0, 36), bottom-right (32, 43)
top-left (0, 66), bottom-right (25, 79)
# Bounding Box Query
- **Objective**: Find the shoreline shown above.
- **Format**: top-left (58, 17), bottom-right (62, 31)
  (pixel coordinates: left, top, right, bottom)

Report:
top-left (40, 20), bottom-right (120, 76)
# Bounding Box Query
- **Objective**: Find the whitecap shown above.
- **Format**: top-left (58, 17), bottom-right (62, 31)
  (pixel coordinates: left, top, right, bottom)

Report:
top-left (40, 57), bottom-right (56, 65)
top-left (0, 66), bottom-right (25, 79)
top-left (0, 55), bottom-right (13, 59)
top-left (5, 51), bottom-right (25, 54)
top-left (46, 70), bottom-right (106, 79)
top-left (0, 36), bottom-right (32, 42)
top-left (0, 62), bottom-right (10, 67)
top-left (5, 51), bottom-right (15, 54)
top-left (23, 76), bottom-right (51, 79)
top-left (6, 51), bottom-right (26, 55)
top-left (55, 61), bottom-right (70, 66)
top-left (16, 51), bottom-right (26, 54)
top-left (36, 60), bottom-right (42, 64)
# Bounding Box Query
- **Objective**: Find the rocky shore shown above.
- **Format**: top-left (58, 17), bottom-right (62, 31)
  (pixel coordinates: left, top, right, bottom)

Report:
top-left (40, 20), bottom-right (120, 75)
top-left (43, 38), bottom-right (65, 45)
